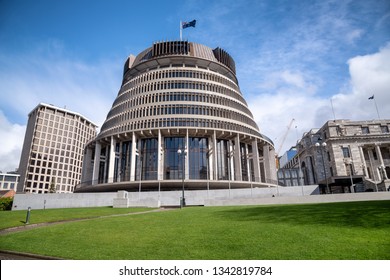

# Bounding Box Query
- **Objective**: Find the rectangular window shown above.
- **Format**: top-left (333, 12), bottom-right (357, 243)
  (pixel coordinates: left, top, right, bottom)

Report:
top-left (381, 126), bottom-right (389, 133)
top-left (361, 127), bottom-right (370, 134)
top-left (342, 147), bottom-right (350, 158)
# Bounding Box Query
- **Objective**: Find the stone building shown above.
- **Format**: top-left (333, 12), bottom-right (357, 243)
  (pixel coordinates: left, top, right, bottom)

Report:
top-left (77, 41), bottom-right (277, 193)
top-left (293, 119), bottom-right (390, 193)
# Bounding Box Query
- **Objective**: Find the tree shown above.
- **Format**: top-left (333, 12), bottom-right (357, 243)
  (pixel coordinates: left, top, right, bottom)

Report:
top-left (49, 178), bottom-right (56, 193)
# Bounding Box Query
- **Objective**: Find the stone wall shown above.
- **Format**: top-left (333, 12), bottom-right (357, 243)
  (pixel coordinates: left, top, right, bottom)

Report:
top-left (13, 185), bottom-right (389, 210)
top-left (13, 186), bottom-right (319, 210)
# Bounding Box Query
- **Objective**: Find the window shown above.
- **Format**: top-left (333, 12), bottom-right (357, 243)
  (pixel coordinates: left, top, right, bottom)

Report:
top-left (381, 126), bottom-right (389, 133)
top-left (361, 127), bottom-right (370, 134)
top-left (342, 147), bottom-right (350, 158)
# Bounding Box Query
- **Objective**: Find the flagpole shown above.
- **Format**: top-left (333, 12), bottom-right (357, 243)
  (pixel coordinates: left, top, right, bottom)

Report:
top-left (369, 95), bottom-right (381, 120)
top-left (374, 98), bottom-right (381, 120)
top-left (180, 21), bottom-right (182, 41)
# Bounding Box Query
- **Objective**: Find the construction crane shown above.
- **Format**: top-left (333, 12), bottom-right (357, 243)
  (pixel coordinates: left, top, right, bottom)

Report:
top-left (275, 118), bottom-right (295, 169)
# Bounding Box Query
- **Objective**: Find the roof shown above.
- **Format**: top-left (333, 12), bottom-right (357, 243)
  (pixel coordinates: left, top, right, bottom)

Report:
top-left (29, 103), bottom-right (98, 128)
top-left (0, 190), bottom-right (15, 198)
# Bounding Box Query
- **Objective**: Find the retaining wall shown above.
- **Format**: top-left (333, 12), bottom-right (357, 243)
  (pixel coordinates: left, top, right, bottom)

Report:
top-left (12, 185), bottom-right (318, 210)
top-left (12, 185), bottom-right (390, 210)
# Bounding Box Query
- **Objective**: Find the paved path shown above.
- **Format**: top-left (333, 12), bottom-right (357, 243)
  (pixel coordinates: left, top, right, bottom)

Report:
top-left (0, 208), bottom-right (173, 260)
top-left (0, 250), bottom-right (61, 260)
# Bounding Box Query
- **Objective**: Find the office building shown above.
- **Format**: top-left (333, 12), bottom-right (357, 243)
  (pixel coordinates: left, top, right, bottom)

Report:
top-left (0, 172), bottom-right (19, 191)
top-left (17, 103), bottom-right (97, 193)
top-left (77, 41), bottom-right (277, 192)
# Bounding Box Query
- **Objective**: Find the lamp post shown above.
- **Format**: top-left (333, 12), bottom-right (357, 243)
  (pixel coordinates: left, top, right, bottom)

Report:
top-left (315, 138), bottom-right (330, 194)
top-left (177, 148), bottom-right (187, 208)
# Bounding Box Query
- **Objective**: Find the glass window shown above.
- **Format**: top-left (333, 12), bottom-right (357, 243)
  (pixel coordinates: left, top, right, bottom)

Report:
top-left (137, 138), bottom-right (158, 181)
top-left (188, 137), bottom-right (209, 180)
top-left (361, 127), bottom-right (370, 134)
top-left (164, 137), bottom-right (185, 180)
top-left (240, 143), bottom-right (249, 181)
top-left (342, 147), bottom-right (350, 158)
top-left (120, 141), bottom-right (132, 181)
top-left (381, 126), bottom-right (389, 133)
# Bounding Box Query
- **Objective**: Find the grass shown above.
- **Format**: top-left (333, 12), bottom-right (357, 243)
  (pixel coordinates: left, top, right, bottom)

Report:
top-left (0, 207), bottom-right (153, 230)
top-left (0, 201), bottom-right (389, 260)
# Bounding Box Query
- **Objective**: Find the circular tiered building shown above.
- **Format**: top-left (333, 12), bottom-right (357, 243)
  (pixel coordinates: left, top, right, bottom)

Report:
top-left (77, 41), bottom-right (277, 193)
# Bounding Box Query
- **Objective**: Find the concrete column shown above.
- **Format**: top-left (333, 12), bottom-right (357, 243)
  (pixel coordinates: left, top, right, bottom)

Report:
top-left (92, 141), bottom-right (101, 185)
top-left (185, 129), bottom-right (189, 180)
top-left (209, 131), bottom-right (217, 181)
top-left (368, 148), bottom-right (379, 181)
top-left (228, 140), bottom-right (234, 181)
top-left (358, 146), bottom-right (369, 177)
top-left (264, 144), bottom-right (277, 184)
top-left (117, 140), bottom-right (122, 182)
top-left (245, 143), bottom-right (250, 181)
top-left (108, 136), bottom-right (116, 183)
top-left (263, 144), bottom-right (270, 183)
top-left (376, 144), bottom-right (385, 166)
top-left (130, 133), bottom-right (137, 181)
top-left (81, 146), bottom-right (93, 183)
top-left (234, 134), bottom-right (242, 181)
top-left (158, 129), bottom-right (163, 181)
top-left (375, 144), bottom-right (388, 180)
top-left (269, 147), bottom-right (277, 181)
top-left (252, 139), bottom-right (260, 182)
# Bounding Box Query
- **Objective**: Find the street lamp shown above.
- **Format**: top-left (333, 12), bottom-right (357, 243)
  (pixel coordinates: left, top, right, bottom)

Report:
top-left (315, 138), bottom-right (330, 194)
top-left (177, 148), bottom-right (187, 208)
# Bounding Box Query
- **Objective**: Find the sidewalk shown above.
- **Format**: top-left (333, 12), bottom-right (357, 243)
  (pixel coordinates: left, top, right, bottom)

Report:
top-left (0, 250), bottom-right (62, 260)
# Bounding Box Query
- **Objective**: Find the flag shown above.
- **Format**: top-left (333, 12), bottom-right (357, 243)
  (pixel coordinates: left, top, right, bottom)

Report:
top-left (368, 95), bottom-right (374, 100)
top-left (182, 20), bottom-right (196, 29)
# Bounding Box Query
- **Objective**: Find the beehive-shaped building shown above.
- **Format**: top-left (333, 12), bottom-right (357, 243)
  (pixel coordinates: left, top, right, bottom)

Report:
top-left (77, 41), bottom-right (277, 192)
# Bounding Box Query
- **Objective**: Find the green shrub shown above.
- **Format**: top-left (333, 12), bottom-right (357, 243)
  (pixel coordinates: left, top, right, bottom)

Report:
top-left (0, 197), bottom-right (13, 211)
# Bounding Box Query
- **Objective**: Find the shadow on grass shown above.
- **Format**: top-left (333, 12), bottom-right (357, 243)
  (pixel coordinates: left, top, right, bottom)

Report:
top-left (216, 201), bottom-right (390, 229)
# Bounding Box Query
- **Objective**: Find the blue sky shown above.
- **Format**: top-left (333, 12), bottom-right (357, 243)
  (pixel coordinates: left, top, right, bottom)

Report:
top-left (0, 0), bottom-right (389, 172)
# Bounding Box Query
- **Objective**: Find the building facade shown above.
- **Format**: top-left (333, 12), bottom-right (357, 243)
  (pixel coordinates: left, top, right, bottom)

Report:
top-left (0, 172), bottom-right (19, 191)
top-left (293, 119), bottom-right (390, 193)
top-left (77, 41), bottom-right (277, 192)
top-left (17, 103), bottom-right (97, 193)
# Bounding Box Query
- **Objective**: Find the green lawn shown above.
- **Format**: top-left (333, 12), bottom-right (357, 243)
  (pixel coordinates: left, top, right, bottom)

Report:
top-left (0, 207), bottom-right (153, 230)
top-left (1, 201), bottom-right (389, 260)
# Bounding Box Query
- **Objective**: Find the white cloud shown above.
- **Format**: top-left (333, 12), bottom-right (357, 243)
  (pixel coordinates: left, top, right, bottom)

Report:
top-left (332, 42), bottom-right (390, 120)
top-left (0, 42), bottom-right (122, 127)
top-left (248, 43), bottom-right (390, 155)
top-left (0, 111), bottom-right (26, 172)
top-left (0, 41), bottom-right (124, 171)
top-left (346, 29), bottom-right (365, 44)
top-left (280, 70), bottom-right (306, 89)
top-left (249, 88), bottom-right (327, 155)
